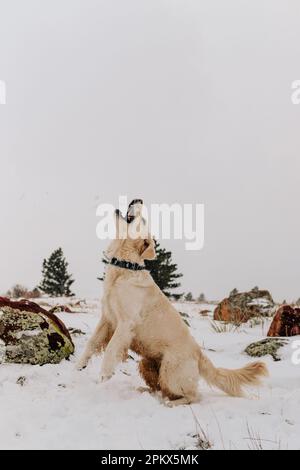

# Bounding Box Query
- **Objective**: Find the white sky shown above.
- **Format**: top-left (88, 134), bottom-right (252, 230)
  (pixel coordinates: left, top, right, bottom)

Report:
top-left (0, 0), bottom-right (300, 302)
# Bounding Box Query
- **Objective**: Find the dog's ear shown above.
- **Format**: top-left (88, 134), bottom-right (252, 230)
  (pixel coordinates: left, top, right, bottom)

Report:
top-left (140, 239), bottom-right (156, 260)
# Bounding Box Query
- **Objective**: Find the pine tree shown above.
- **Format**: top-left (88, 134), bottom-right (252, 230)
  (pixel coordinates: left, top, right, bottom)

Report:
top-left (145, 241), bottom-right (183, 298)
top-left (98, 241), bottom-right (183, 298)
top-left (184, 292), bottom-right (194, 302)
top-left (197, 293), bottom-right (206, 303)
top-left (39, 248), bottom-right (74, 297)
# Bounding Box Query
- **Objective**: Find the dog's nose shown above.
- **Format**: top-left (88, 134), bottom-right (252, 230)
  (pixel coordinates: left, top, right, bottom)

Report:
top-left (128, 199), bottom-right (143, 208)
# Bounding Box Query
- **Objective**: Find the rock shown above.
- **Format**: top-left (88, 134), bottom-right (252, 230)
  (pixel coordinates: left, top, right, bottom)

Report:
top-left (49, 305), bottom-right (72, 314)
top-left (214, 289), bottom-right (275, 323)
top-left (68, 327), bottom-right (86, 336)
top-left (267, 305), bottom-right (300, 337)
top-left (199, 309), bottom-right (210, 316)
top-left (0, 297), bottom-right (74, 365)
top-left (245, 338), bottom-right (288, 361)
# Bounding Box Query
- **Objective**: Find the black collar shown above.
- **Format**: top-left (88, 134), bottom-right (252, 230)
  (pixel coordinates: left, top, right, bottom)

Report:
top-left (109, 257), bottom-right (147, 271)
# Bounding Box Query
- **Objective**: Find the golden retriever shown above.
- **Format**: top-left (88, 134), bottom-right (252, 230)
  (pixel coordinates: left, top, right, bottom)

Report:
top-left (78, 200), bottom-right (268, 406)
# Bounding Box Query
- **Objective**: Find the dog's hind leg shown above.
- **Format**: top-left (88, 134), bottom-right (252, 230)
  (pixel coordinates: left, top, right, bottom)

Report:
top-left (165, 397), bottom-right (195, 407)
top-left (159, 353), bottom-right (200, 406)
top-left (76, 318), bottom-right (111, 370)
top-left (138, 358), bottom-right (161, 392)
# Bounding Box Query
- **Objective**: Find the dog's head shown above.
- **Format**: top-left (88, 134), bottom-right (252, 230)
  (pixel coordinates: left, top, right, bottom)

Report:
top-left (105, 199), bottom-right (156, 263)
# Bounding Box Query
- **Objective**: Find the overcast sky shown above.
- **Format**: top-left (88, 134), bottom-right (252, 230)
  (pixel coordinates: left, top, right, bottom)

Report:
top-left (0, 0), bottom-right (300, 302)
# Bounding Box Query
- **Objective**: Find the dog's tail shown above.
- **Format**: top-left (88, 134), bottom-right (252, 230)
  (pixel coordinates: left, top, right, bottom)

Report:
top-left (197, 348), bottom-right (268, 397)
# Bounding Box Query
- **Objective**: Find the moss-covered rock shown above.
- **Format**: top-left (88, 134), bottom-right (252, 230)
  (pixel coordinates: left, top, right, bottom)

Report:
top-left (0, 297), bottom-right (74, 365)
top-left (245, 338), bottom-right (288, 361)
top-left (214, 289), bottom-right (275, 324)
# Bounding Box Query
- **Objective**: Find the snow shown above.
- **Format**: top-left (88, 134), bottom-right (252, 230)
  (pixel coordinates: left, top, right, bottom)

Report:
top-left (0, 298), bottom-right (299, 450)
top-left (248, 298), bottom-right (272, 307)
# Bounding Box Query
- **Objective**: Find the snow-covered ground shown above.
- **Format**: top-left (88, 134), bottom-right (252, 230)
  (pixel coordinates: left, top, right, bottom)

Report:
top-left (0, 298), bottom-right (299, 450)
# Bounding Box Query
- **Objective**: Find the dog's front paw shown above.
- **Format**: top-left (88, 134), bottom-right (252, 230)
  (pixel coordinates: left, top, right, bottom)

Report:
top-left (76, 358), bottom-right (88, 371)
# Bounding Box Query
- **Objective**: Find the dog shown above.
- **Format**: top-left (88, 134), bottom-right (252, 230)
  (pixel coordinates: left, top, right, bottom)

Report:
top-left (78, 199), bottom-right (268, 406)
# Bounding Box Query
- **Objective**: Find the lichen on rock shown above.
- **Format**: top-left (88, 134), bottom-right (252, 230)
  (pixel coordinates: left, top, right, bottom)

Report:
top-left (0, 298), bottom-right (74, 365)
top-left (245, 338), bottom-right (288, 361)
top-left (214, 289), bottom-right (275, 324)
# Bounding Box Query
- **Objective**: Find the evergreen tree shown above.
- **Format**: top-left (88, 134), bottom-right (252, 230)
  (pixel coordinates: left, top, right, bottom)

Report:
top-left (197, 293), bottom-right (206, 303)
top-left (39, 248), bottom-right (74, 297)
top-left (184, 292), bottom-right (194, 302)
top-left (145, 241), bottom-right (183, 297)
top-left (98, 241), bottom-right (183, 298)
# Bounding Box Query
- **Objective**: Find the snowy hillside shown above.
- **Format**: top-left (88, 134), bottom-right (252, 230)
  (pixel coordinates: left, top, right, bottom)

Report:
top-left (0, 299), bottom-right (299, 450)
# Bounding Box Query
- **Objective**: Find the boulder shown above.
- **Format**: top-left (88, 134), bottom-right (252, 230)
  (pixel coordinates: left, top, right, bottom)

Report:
top-left (214, 289), bottom-right (275, 323)
top-left (245, 338), bottom-right (288, 361)
top-left (49, 305), bottom-right (72, 314)
top-left (267, 305), bottom-right (300, 337)
top-left (199, 309), bottom-right (210, 317)
top-left (0, 297), bottom-right (74, 365)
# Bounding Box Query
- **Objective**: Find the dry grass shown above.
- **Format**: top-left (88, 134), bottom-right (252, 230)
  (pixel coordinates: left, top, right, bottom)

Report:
top-left (210, 320), bottom-right (240, 333)
top-left (189, 406), bottom-right (212, 450)
top-left (244, 423), bottom-right (282, 450)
